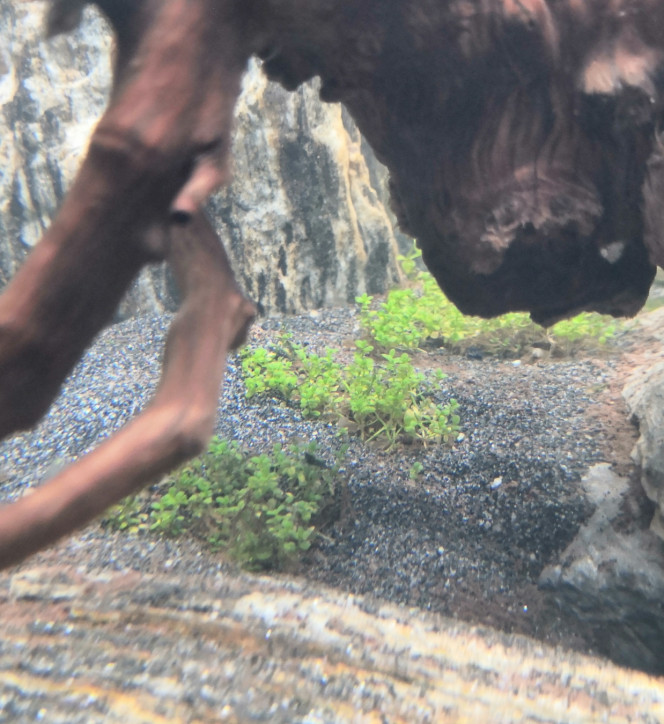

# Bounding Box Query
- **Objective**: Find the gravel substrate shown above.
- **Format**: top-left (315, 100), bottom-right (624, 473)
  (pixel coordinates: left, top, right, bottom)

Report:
top-left (0, 306), bottom-right (628, 657)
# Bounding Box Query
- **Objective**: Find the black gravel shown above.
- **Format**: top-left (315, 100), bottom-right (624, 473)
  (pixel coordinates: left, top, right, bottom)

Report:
top-left (0, 307), bottom-right (619, 654)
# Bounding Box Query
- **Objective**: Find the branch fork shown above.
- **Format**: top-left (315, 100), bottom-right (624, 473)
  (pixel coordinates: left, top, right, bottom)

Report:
top-left (0, 0), bottom-right (255, 569)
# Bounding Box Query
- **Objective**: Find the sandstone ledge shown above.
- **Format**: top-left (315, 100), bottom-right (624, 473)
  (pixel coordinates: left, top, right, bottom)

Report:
top-left (1, 565), bottom-right (662, 723)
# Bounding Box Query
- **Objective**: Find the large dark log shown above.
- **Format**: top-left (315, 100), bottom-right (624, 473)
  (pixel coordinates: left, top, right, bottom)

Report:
top-left (253, 0), bottom-right (664, 324)
top-left (1, 0), bottom-right (664, 567)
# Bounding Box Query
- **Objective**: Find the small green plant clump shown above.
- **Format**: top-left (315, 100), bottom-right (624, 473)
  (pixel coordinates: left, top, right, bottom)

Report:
top-left (241, 338), bottom-right (460, 448)
top-left (357, 246), bottom-right (618, 356)
top-left (105, 437), bottom-right (338, 570)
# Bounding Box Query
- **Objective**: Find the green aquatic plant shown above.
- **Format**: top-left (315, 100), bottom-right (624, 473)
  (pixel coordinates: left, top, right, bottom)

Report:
top-left (357, 246), bottom-right (618, 356)
top-left (241, 338), bottom-right (459, 448)
top-left (104, 437), bottom-right (339, 571)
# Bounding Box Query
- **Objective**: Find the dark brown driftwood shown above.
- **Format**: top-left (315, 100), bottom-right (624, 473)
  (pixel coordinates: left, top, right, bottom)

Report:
top-left (1, 0), bottom-right (664, 568)
top-left (252, 0), bottom-right (664, 323)
top-left (0, 213), bottom-right (254, 569)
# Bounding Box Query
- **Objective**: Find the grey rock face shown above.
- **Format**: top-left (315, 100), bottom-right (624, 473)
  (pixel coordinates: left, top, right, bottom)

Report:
top-left (538, 310), bottom-right (664, 674)
top-left (539, 464), bottom-right (664, 674)
top-left (624, 359), bottom-right (664, 540)
top-left (1, 3), bottom-right (403, 318)
top-left (0, 2), bottom-right (112, 285)
top-left (208, 64), bottom-right (403, 316)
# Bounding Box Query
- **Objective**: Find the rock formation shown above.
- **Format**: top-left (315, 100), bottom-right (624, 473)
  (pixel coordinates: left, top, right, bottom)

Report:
top-left (538, 308), bottom-right (664, 674)
top-left (625, 360), bottom-right (664, 540)
top-left (208, 69), bottom-right (403, 316)
top-left (0, 1), bottom-right (112, 282)
top-left (0, 2), bottom-right (403, 318)
top-left (1, 564), bottom-right (662, 720)
top-left (539, 464), bottom-right (664, 674)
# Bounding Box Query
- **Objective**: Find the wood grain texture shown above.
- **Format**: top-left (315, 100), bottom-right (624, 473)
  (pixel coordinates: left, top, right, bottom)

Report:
top-left (254, 0), bottom-right (664, 323)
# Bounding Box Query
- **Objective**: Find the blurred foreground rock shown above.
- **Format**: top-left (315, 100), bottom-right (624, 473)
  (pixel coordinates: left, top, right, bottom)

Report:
top-left (624, 356), bottom-right (664, 540)
top-left (539, 464), bottom-right (664, 674)
top-left (1, 565), bottom-right (662, 723)
top-left (539, 309), bottom-right (664, 674)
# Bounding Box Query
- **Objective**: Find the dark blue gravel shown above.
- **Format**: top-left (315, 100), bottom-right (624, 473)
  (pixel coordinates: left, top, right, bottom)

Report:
top-left (0, 306), bottom-right (621, 654)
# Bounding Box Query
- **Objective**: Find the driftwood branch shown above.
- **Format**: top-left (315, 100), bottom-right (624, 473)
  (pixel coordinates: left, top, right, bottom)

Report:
top-left (0, 213), bottom-right (254, 569)
top-left (0, 0), bottom-right (255, 568)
